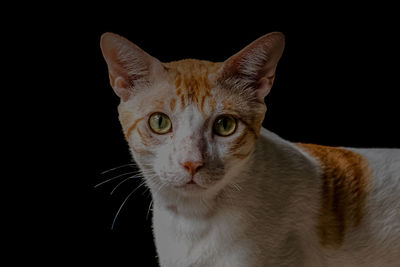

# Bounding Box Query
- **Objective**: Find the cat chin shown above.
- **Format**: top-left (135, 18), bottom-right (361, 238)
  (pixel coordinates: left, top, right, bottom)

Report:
top-left (174, 182), bottom-right (206, 190)
top-left (157, 179), bottom-right (216, 198)
top-left (172, 184), bottom-right (207, 196)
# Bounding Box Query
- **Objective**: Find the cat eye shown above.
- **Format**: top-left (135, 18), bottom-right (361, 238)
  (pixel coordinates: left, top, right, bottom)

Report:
top-left (149, 113), bottom-right (172, 134)
top-left (213, 115), bottom-right (237, 136)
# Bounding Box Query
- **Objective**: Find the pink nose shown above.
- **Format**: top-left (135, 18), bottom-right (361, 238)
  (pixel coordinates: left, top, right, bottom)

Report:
top-left (182, 161), bottom-right (204, 176)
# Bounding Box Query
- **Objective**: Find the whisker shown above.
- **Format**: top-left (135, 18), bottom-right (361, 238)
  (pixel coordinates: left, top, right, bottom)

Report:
top-left (231, 182), bottom-right (242, 192)
top-left (94, 171), bottom-right (138, 188)
top-left (144, 178), bottom-right (166, 220)
top-left (110, 173), bottom-right (144, 195)
top-left (141, 186), bottom-right (151, 196)
top-left (111, 180), bottom-right (147, 230)
top-left (110, 177), bottom-right (133, 195)
top-left (146, 200), bottom-right (153, 220)
top-left (100, 163), bottom-right (136, 175)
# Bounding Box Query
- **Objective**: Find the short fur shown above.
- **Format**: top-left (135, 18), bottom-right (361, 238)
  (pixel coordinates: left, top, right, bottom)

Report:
top-left (100, 32), bottom-right (400, 266)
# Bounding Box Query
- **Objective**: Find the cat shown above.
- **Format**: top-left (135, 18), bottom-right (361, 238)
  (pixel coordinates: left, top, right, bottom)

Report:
top-left (100, 32), bottom-right (400, 267)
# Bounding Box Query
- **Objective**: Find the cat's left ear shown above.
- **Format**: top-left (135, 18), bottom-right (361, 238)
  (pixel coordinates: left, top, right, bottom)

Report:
top-left (218, 32), bottom-right (285, 103)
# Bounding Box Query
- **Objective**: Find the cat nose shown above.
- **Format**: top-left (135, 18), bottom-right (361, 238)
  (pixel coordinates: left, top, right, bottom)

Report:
top-left (181, 161), bottom-right (204, 176)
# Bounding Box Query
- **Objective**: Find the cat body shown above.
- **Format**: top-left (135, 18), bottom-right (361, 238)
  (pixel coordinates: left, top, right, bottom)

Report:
top-left (100, 32), bottom-right (400, 266)
top-left (153, 129), bottom-right (400, 266)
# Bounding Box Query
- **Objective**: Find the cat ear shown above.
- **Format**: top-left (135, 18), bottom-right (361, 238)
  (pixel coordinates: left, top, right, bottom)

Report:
top-left (218, 32), bottom-right (285, 103)
top-left (100, 32), bottom-right (164, 101)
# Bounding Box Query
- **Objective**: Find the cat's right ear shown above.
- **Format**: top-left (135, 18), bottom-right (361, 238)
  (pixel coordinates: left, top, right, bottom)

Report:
top-left (100, 32), bottom-right (164, 101)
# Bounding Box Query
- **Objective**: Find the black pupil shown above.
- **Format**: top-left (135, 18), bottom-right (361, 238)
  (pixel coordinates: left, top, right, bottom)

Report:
top-left (158, 116), bottom-right (163, 127)
top-left (222, 118), bottom-right (228, 129)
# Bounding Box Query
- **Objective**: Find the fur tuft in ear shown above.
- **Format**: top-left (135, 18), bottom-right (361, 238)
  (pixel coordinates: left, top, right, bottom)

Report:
top-left (100, 32), bottom-right (164, 101)
top-left (218, 32), bottom-right (285, 103)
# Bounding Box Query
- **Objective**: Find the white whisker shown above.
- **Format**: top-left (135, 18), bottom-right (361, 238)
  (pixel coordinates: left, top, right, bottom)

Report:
top-left (146, 200), bottom-right (153, 220)
top-left (110, 174), bottom-right (142, 195)
top-left (100, 163), bottom-right (136, 174)
top-left (231, 182), bottom-right (242, 192)
top-left (94, 171), bottom-right (139, 188)
top-left (111, 180), bottom-right (147, 230)
top-left (141, 186), bottom-right (151, 196)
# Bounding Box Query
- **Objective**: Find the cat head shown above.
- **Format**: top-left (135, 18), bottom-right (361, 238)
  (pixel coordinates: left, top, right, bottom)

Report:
top-left (100, 32), bottom-right (284, 199)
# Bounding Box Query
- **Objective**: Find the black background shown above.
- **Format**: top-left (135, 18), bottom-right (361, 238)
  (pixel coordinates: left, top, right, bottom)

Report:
top-left (19, 5), bottom-right (400, 266)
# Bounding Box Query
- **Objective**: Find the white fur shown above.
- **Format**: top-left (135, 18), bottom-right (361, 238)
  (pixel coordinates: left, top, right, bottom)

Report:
top-left (151, 128), bottom-right (400, 267)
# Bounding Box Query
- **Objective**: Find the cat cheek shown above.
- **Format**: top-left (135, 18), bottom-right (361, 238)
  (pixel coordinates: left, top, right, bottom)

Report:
top-left (151, 157), bottom-right (165, 181)
top-left (152, 145), bottom-right (174, 178)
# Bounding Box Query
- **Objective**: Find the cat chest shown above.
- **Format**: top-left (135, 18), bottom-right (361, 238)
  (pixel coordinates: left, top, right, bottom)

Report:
top-left (153, 207), bottom-right (249, 266)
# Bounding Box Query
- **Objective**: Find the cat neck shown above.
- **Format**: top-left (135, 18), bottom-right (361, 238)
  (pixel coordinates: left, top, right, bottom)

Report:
top-left (152, 127), bottom-right (319, 218)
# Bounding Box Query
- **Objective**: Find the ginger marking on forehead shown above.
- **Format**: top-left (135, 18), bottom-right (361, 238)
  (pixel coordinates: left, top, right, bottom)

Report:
top-left (170, 98), bottom-right (176, 111)
top-left (180, 94), bottom-right (185, 108)
top-left (200, 95), bottom-right (207, 113)
top-left (175, 75), bottom-right (182, 89)
top-left (153, 99), bottom-right (166, 110)
top-left (222, 100), bottom-right (235, 111)
top-left (164, 59), bottom-right (222, 109)
top-left (297, 143), bottom-right (371, 249)
top-left (209, 99), bottom-right (217, 112)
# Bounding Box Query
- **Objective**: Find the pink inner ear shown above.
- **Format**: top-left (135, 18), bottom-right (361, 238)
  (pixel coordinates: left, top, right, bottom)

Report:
top-left (255, 77), bottom-right (273, 102)
top-left (114, 76), bottom-right (131, 101)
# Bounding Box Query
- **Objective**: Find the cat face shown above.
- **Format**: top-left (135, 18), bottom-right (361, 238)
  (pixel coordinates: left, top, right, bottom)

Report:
top-left (117, 60), bottom-right (265, 196)
top-left (101, 32), bottom-right (284, 198)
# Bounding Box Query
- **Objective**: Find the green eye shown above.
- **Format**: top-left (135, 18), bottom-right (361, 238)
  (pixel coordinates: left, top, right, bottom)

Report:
top-left (213, 115), bottom-right (237, 136)
top-left (149, 113), bottom-right (172, 134)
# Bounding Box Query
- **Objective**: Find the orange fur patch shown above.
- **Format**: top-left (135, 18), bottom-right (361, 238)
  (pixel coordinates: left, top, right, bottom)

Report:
top-left (222, 100), bottom-right (235, 110)
top-left (137, 128), bottom-right (152, 146)
top-left (209, 99), bottom-right (217, 112)
top-left (169, 98), bottom-right (176, 111)
top-left (152, 99), bottom-right (166, 110)
top-left (163, 59), bottom-right (222, 110)
top-left (297, 143), bottom-right (371, 249)
top-left (200, 95), bottom-right (206, 112)
top-left (125, 117), bottom-right (144, 139)
top-left (137, 127), bottom-right (144, 139)
top-left (130, 145), bottom-right (151, 155)
top-left (240, 119), bottom-right (260, 139)
top-left (180, 94), bottom-right (185, 108)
